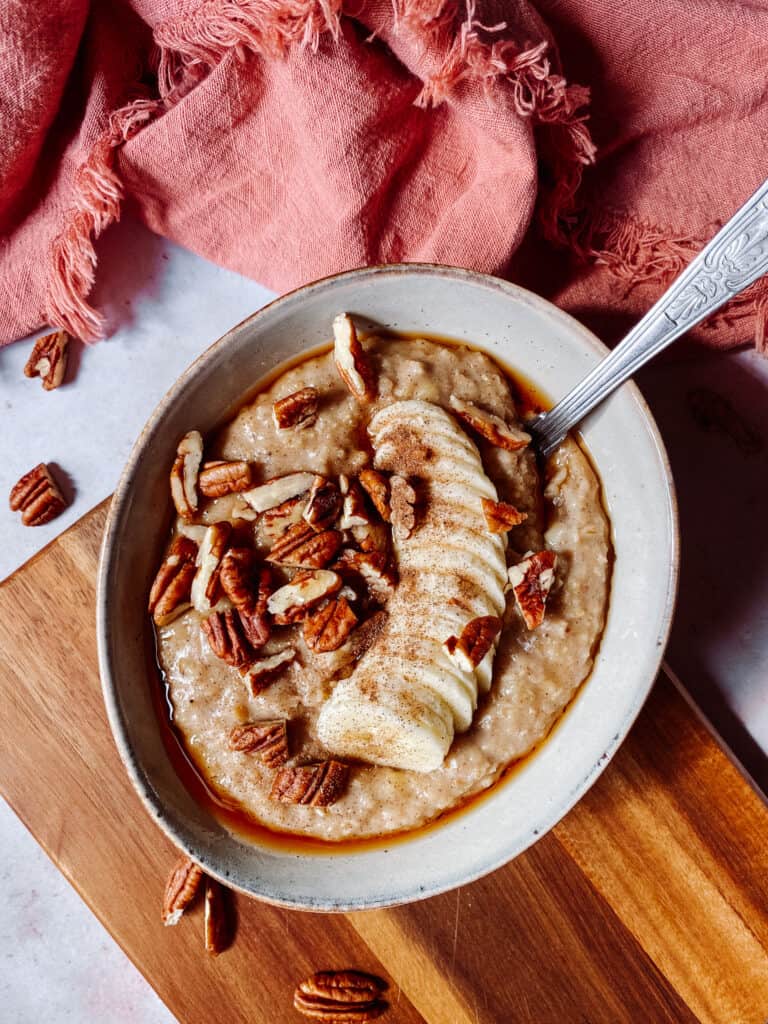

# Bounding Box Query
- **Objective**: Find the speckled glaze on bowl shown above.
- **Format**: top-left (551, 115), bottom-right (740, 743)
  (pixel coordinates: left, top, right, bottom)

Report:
top-left (97, 265), bottom-right (678, 912)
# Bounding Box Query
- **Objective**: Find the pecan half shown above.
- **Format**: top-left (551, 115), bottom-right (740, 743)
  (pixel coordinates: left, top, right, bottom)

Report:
top-left (358, 469), bottom-right (390, 522)
top-left (389, 475), bottom-right (416, 540)
top-left (219, 546), bottom-right (258, 611)
top-left (258, 493), bottom-right (308, 546)
top-left (294, 971), bottom-right (388, 1021)
top-left (162, 857), bottom-right (203, 926)
top-left (198, 459), bottom-right (253, 497)
top-left (242, 472), bottom-right (316, 513)
top-left (271, 760), bottom-right (349, 806)
top-left (149, 535), bottom-right (198, 625)
top-left (267, 569), bottom-right (341, 624)
top-left (449, 395), bottom-right (530, 452)
top-left (229, 719), bottom-right (289, 767)
top-left (298, 971), bottom-right (387, 1006)
top-left (444, 615), bottom-right (502, 672)
top-left (273, 386), bottom-right (319, 430)
top-left (244, 647), bottom-right (297, 696)
top-left (23, 329), bottom-right (70, 390)
top-left (481, 498), bottom-right (528, 534)
top-left (217, 548), bottom-right (272, 648)
top-left (201, 610), bottom-right (253, 668)
top-left (507, 550), bottom-right (557, 629)
top-left (170, 430), bottom-right (203, 520)
top-left (8, 463), bottom-right (67, 526)
top-left (333, 313), bottom-right (376, 403)
top-left (303, 596), bottom-right (358, 652)
top-left (303, 476), bottom-right (342, 532)
top-left (204, 878), bottom-right (231, 956)
top-left (190, 522), bottom-right (231, 612)
top-left (268, 524), bottom-right (343, 568)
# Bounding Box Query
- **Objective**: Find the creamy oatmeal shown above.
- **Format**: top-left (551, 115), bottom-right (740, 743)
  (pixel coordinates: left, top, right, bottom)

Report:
top-left (151, 319), bottom-right (611, 841)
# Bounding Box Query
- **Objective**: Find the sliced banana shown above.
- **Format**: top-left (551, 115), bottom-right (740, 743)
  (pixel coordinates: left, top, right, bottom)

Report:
top-left (317, 400), bottom-right (508, 771)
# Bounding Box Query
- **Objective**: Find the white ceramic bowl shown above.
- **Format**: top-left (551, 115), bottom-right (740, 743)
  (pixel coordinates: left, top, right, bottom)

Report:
top-left (97, 265), bottom-right (678, 911)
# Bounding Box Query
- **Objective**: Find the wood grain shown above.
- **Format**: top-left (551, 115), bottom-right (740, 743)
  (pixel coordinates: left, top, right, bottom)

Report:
top-left (1, 502), bottom-right (767, 1024)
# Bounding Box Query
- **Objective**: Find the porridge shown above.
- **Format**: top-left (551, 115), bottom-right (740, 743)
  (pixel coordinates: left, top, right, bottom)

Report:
top-left (149, 315), bottom-right (611, 841)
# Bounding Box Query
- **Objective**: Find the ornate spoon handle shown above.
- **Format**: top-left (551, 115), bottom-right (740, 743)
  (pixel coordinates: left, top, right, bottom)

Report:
top-left (530, 178), bottom-right (768, 457)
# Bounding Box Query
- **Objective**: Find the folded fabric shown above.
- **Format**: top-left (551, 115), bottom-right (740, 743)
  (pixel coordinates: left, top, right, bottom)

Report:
top-left (1, 0), bottom-right (766, 350)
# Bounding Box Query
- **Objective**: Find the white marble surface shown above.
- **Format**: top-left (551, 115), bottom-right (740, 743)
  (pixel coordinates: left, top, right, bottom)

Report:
top-left (1, 798), bottom-right (175, 1024)
top-left (2, 214), bottom-right (767, 1017)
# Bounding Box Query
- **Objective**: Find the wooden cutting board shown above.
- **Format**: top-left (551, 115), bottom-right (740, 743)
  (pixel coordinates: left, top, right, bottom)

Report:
top-left (2, 502), bottom-right (767, 1024)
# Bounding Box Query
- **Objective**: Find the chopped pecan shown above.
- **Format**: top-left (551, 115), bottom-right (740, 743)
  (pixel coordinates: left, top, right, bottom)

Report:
top-left (161, 857), bottom-right (204, 926)
top-left (334, 549), bottom-right (395, 604)
top-left (339, 479), bottom-right (371, 529)
top-left (201, 610), bottom-right (253, 668)
top-left (242, 472), bottom-right (316, 513)
top-left (177, 523), bottom-right (208, 543)
top-left (198, 459), bottom-right (253, 497)
top-left (239, 567), bottom-right (273, 649)
top-left (351, 522), bottom-right (389, 554)
top-left (303, 476), bottom-right (342, 532)
top-left (507, 550), bottom-right (557, 629)
top-left (271, 760), bottom-right (349, 806)
top-left (204, 878), bottom-right (231, 956)
top-left (358, 469), bottom-right (390, 522)
top-left (267, 569), bottom-right (341, 624)
top-left (444, 615), bottom-right (502, 672)
top-left (170, 430), bottom-right (203, 520)
top-left (294, 971), bottom-right (388, 1021)
top-left (333, 313), bottom-right (376, 403)
top-left (244, 647), bottom-right (297, 696)
top-left (273, 386), bottom-right (319, 430)
top-left (258, 494), bottom-right (308, 546)
top-left (230, 495), bottom-right (259, 521)
top-left (303, 596), bottom-right (358, 652)
top-left (389, 475), bottom-right (416, 540)
top-left (149, 535), bottom-right (198, 625)
top-left (481, 498), bottom-right (528, 534)
top-left (23, 329), bottom-right (70, 390)
top-left (449, 395), bottom-right (530, 452)
top-left (8, 463), bottom-right (67, 526)
top-left (229, 718), bottom-right (289, 766)
top-left (190, 522), bottom-right (231, 612)
top-left (268, 524), bottom-right (343, 568)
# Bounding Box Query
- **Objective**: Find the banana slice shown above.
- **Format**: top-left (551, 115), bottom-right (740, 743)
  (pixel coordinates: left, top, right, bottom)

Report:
top-left (316, 400), bottom-right (508, 771)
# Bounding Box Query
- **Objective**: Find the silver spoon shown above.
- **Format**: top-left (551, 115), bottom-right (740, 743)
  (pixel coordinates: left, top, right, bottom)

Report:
top-left (528, 178), bottom-right (768, 457)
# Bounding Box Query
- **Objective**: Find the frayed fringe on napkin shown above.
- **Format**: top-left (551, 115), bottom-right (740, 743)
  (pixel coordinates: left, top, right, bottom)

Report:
top-left (44, 0), bottom-right (594, 342)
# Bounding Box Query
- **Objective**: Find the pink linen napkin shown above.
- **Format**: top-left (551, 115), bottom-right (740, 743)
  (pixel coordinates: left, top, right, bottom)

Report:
top-left (1, 0), bottom-right (766, 350)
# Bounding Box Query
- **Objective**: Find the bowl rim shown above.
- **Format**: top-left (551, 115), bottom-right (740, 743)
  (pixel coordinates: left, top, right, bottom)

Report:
top-left (97, 262), bottom-right (679, 910)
